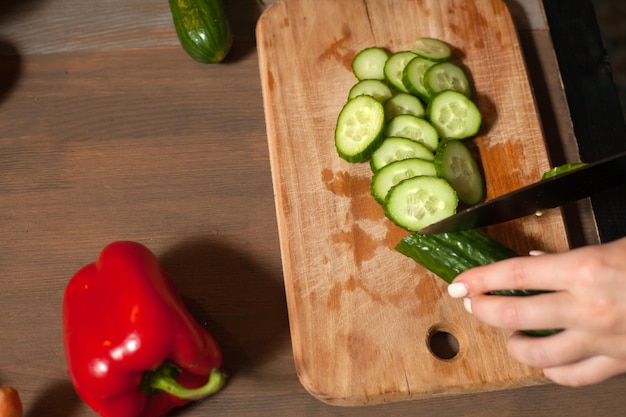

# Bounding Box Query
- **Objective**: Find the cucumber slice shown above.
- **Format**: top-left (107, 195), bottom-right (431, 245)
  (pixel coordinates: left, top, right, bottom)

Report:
top-left (542, 162), bottom-right (586, 180)
top-left (371, 158), bottom-right (437, 204)
top-left (411, 37), bottom-right (452, 62)
top-left (424, 62), bottom-right (471, 97)
top-left (351, 47), bottom-right (389, 81)
top-left (384, 176), bottom-right (458, 232)
top-left (384, 92), bottom-right (425, 121)
top-left (385, 114), bottom-right (439, 151)
top-left (435, 139), bottom-right (484, 205)
top-left (383, 51), bottom-right (417, 93)
top-left (402, 56), bottom-right (437, 102)
top-left (428, 90), bottom-right (482, 139)
top-left (348, 79), bottom-right (394, 102)
top-left (335, 95), bottom-right (385, 163)
top-left (370, 137), bottom-right (435, 172)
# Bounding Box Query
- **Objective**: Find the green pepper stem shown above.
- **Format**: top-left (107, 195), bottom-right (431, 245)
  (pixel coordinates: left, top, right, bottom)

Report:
top-left (142, 362), bottom-right (225, 401)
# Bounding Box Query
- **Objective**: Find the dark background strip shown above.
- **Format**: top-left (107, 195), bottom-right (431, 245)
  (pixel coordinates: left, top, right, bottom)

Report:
top-left (543, 0), bottom-right (626, 243)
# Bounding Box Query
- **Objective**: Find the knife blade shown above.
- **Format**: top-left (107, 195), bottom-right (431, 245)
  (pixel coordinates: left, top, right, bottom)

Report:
top-left (419, 150), bottom-right (626, 234)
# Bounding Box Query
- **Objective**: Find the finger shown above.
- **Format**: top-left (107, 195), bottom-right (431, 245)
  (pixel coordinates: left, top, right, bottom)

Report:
top-left (506, 330), bottom-right (592, 369)
top-left (542, 356), bottom-right (626, 387)
top-left (452, 251), bottom-right (578, 296)
top-left (468, 291), bottom-right (573, 331)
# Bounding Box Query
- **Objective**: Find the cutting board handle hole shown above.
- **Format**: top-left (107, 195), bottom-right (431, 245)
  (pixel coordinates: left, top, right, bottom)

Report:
top-left (427, 325), bottom-right (460, 360)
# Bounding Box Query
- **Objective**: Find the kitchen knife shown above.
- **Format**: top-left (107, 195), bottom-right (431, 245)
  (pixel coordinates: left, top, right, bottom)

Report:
top-left (419, 151), bottom-right (626, 234)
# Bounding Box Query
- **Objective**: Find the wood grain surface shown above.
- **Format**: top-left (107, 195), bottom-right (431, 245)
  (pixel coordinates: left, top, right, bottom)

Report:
top-left (258, 0), bottom-right (569, 405)
top-left (2, 0), bottom-right (626, 416)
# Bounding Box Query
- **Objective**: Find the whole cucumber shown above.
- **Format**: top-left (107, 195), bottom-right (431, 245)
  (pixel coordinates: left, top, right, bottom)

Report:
top-left (168, 0), bottom-right (234, 63)
top-left (396, 229), bottom-right (561, 337)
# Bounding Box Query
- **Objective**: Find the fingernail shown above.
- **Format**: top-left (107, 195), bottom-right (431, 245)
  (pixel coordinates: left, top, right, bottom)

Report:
top-left (529, 249), bottom-right (546, 256)
top-left (448, 282), bottom-right (469, 298)
top-left (464, 297), bottom-right (473, 314)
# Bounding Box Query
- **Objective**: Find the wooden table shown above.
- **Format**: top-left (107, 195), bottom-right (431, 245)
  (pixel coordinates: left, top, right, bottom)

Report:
top-left (0, 0), bottom-right (624, 416)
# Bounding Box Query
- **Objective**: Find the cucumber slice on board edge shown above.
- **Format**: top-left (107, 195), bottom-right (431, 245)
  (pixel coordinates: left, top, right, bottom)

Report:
top-left (428, 90), bottom-right (482, 139)
top-left (411, 37), bottom-right (452, 62)
top-left (383, 175), bottom-right (458, 232)
top-left (352, 46), bottom-right (389, 81)
top-left (371, 158), bottom-right (437, 204)
top-left (348, 79), bottom-right (394, 102)
top-left (335, 95), bottom-right (386, 163)
top-left (402, 56), bottom-right (437, 102)
top-left (424, 62), bottom-right (472, 97)
top-left (384, 92), bottom-right (426, 121)
top-left (435, 139), bottom-right (484, 205)
top-left (370, 137), bottom-right (435, 172)
top-left (385, 114), bottom-right (439, 152)
top-left (384, 51), bottom-right (418, 93)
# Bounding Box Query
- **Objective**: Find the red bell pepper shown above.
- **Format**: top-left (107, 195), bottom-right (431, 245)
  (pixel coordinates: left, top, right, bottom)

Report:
top-left (62, 241), bottom-right (225, 417)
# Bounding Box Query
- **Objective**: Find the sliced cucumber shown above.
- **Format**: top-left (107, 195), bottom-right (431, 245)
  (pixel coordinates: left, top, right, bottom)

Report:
top-left (411, 37), bottom-right (452, 62)
top-left (401, 56), bottom-right (437, 102)
top-left (383, 51), bottom-right (417, 93)
top-left (542, 162), bottom-right (587, 180)
top-left (352, 47), bottom-right (389, 81)
top-left (384, 176), bottom-right (458, 232)
top-left (385, 114), bottom-right (439, 152)
top-left (348, 79), bottom-right (394, 102)
top-left (370, 137), bottom-right (434, 172)
top-left (424, 62), bottom-right (471, 97)
top-left (371, 158), bottom-right (437, 204)
top-left (384, 92), bottom-right (425, 121)
top-left (335, 95), bottom-right (385, 163)
top-left (435, 139), bottom-right (484, 205)
top-left (428, 90), bottom-right (482, 139)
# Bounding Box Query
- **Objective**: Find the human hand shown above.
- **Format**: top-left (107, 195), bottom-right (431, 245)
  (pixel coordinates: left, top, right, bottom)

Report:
top-left (447, 236), bottom-right (626, 387)
top-left (0, 387), bottom-right (22, 417)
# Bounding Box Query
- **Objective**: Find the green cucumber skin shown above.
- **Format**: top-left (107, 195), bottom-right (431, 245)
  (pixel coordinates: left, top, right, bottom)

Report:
top-left (434, 139), bottom-right (485, 205)
top-left (169, 0), bottom-right (234, 64)
top-left (383, 176), bottom-right (458, 232)
top-left (334, 96), bottom-right (385, 163)
top-left (427, 90), bottom-right (482, 139)
top-left (396, 230), bottom-right (519, 284)
top-left (395, 230), bottom-right (560, 336)
top-left (542, 162), bottom-right (587, 180)
top-left (370, 158), bottom-right (437, 204)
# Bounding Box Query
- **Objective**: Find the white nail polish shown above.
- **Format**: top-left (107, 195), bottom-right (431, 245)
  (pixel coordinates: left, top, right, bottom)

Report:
top-left (448, 282), bottom-right (469, 298)
top-left (464, 297), bottom-right (473, 314)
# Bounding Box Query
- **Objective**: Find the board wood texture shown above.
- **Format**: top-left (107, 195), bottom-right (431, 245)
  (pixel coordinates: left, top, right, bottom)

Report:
top-left (257, 0), bottom-right (570, 406)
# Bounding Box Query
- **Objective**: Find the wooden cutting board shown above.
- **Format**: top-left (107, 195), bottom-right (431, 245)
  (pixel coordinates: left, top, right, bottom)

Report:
top-left (257, 0), bottom-right (570, 405)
